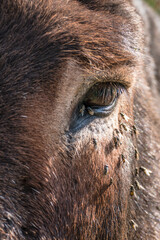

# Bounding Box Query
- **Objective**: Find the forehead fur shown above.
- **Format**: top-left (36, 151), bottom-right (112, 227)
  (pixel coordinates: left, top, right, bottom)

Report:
top-left (0, 0), bottom-right (142, 81)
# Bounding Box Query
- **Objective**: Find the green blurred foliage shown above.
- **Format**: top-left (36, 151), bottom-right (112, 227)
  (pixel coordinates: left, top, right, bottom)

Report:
top-left (144, 0), bottom-right (160, 14)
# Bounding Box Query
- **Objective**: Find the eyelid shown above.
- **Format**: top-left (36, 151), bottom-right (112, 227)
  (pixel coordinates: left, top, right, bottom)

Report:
top-left (86, 98), bottom-right (117, 118)
top-left (85, 68), bottom-right (132, 89)
top-left (89, 76), bottom-right (131, 89)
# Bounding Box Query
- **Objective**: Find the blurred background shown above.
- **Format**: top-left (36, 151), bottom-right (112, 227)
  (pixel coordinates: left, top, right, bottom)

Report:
top-left (145, 0), bottom-right (160, 13)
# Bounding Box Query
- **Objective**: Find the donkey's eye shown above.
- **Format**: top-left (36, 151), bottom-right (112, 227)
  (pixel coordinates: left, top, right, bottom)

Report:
top-left (70, 82), bottom-right (125, 132)
top-left (83, 82), bottom-right (124, 117)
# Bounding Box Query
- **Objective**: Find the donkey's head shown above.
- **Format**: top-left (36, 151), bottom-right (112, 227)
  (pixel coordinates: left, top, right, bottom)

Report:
top-left (0, 0), bottom-right (160, 239)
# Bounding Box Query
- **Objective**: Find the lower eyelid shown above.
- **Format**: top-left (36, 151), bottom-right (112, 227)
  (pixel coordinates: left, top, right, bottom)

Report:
top-left (86, 98), bottom-right (117, 118)
top-left (69, 98), bottom-right (117, 132)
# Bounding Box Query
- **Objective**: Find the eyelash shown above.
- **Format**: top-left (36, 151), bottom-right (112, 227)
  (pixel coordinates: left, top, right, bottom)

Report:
top-left (83, 82), bottom-right (124, 108)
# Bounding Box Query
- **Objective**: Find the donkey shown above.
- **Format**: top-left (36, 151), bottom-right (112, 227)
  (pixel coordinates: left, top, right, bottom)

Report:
top-left (0, 0), bottom-right (160, 239)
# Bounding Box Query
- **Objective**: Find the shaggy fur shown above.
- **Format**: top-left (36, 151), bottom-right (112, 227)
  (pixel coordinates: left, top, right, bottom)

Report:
top-left (0, 0), bottom-right (160, 239)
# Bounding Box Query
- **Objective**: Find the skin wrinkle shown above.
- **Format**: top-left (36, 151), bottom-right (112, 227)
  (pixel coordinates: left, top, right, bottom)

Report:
top-left (0, 0), bottom-right (160, 240)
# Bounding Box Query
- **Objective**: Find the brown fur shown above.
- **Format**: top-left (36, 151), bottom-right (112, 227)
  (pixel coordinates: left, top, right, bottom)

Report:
top-left (0, 0), bottom-right (160, 239)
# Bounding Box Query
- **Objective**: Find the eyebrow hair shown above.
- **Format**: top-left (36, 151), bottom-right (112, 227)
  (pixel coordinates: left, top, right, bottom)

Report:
top-left (85, 65), bottom-right (134, 88)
